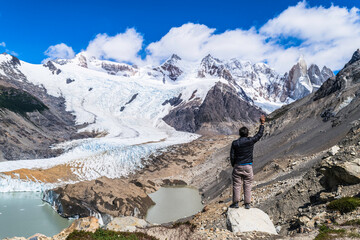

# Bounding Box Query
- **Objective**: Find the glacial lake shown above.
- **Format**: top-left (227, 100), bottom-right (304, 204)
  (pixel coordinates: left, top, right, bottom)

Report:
top-left (145, 186), bottom-right (203, 224)
top-left (0, 192), bottom-right (73, 239)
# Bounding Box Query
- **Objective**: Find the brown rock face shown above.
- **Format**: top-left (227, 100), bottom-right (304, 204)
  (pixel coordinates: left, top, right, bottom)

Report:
top-left (44, 177), bottom-right (154, 219)
top-left (53, 217), bottom-right (99, 240)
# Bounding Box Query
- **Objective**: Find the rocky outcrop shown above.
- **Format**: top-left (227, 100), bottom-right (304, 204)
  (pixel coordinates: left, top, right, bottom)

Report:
top-left (43, 61), bottom-right (61, 75)
top-left (163, 82), bottom-right (264, 134)
top-left (101, 62), bottom-right (136, 76)
top-left (198, 54), bottom-right (232, 80)
top-left (0, 54), bottom-right (81, 160)
top-left (43, 177), bottom-right (154, 219)
top-left (319, 122), bottom-right (360, 189)
top-left (308, 64), bottom-right (334, 87)
top-left (106, 217), bottom-right (148, 232)
top-left (154, 54), bottom-right (183, 81)
top-left (250, 49), bottom-right (360, 236)
top-left (227, 208), bottom-right (277, 234)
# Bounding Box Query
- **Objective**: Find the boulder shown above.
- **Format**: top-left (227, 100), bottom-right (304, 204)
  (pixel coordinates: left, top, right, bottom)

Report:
top-left (52, 217), bottom-right (99, 240)
top-left (226, 207), bottom-right (277, 234)
top-left (320, 158), bottom-right (360, 188)
top-left (106, 216), bottom-right (148, 232)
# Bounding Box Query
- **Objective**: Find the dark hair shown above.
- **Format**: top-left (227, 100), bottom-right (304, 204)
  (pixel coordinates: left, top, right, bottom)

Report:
top-left (239, 127), bottom-right (249, 137)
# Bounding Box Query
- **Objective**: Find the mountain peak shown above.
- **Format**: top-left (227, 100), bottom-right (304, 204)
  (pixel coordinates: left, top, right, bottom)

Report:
top-left (345, 49), bottom-right (360, 68)
top-left (170, 54), bottom-right (181, 61)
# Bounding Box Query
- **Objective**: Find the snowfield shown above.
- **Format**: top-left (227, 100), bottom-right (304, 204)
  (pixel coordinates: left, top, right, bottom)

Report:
top-left (0, 56), bottom-right (221, 192)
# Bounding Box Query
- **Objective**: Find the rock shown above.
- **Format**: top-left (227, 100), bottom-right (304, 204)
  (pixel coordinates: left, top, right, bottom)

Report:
top-left (163, 82), bottom-right (264, 134)
top-left (226, 207), bottom-right (277, 234)
top-left (27, 233), bottom-right (49, 240)
top-left (275, 226), bottom-right (282, 233)
top-left (320, 158), bottom-right (360, 188)
top-left (106, 216), bottom-right (148, 232)
top-left (44, 177), bottom-right (154, 219)
top-left (328, 145), bottom-right (340, 156)
top-left (52, 217), bottom-right (99, 240)
top-left (319, 192), bottom-right (336, 202)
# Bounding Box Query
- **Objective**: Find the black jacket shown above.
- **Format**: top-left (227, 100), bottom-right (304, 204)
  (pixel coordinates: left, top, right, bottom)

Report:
top-left (230, 125), bottom-right (264, 167)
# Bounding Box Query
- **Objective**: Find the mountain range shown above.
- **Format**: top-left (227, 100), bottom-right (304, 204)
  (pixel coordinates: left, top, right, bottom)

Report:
top-left (0, 51), bottom-right (333, 162)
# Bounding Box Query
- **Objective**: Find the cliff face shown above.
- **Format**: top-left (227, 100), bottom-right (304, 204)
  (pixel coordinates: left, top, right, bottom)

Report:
top-left (0, 54), bottom-right (79, 160)
top-left (163, 82), bottom-right (264, 135)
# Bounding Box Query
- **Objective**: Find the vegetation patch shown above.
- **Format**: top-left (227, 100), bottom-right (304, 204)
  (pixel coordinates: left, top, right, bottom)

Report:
top-left (342, 219), bottom-right (360, 226)
top-left (327, 197), bottom-right (360, 214)
top-left (0, 86), bottom-right (48, 114)
top-left (314, 225), bottom-right (346, 240)
top-left (66, 229), bottom-right (158, 240)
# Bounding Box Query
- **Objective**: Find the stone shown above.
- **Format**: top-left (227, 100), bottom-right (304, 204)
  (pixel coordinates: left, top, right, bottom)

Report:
top-left (319, 192), bottom-right (336, 202)
top-left (52, 217), bottom-right (99, 240)
top-left (226, 207), bottom-right (277, 235)
top-left (328, 145), bottom-right (340, 156)
top-left (321, 158), bottom-right (360, 187)
top-left (27, 234), bottom-right (49, 240)
top-left (106, 216), bottom-right (148, 232)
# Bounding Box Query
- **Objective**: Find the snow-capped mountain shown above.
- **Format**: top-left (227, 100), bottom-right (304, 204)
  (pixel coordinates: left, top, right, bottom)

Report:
top-left (0, 51), bottom-right (333, 191)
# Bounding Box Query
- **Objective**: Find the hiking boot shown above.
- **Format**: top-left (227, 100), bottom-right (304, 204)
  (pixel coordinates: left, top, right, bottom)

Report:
top-left (229, 202), bottom-right (239, 208)
top-left (245, 203), bottom-right (250, 209)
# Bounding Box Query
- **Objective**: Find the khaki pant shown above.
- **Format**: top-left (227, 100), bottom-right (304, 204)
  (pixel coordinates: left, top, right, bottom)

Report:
top-left (232, 164), bottom-right (253, 204)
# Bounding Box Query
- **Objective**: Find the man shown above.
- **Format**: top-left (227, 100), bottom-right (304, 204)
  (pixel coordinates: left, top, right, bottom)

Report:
top-left (230, 115), bottom-right (266, 209)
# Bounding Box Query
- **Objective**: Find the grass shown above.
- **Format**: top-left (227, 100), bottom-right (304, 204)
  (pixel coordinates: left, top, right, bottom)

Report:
top-left (66, 229), bottom-right (158, 240)
top-left (0, 86), bottom-right (48, 114)
top-left (314, 225), bottom-right (346, 240)
top-left (327, 197), bottom-right (360, 214)
top-left (342, 219), bottom-right (360, 226)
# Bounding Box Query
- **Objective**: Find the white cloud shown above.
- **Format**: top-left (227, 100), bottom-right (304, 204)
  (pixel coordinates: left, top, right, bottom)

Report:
top-left (146, 24), bottom-right (274, 65)
top-left (44, 43), bottom-right (75, 60)
top-left (0, 42), bottom-right (5, 47)
top-left (260, 1), bottom-right (360, 72)
top-left (85, 28), bottom-right (143, 64)
top-left (41, 1), bottom-right (360, 73)
top-left (146, 23), bottom-right (215, 63)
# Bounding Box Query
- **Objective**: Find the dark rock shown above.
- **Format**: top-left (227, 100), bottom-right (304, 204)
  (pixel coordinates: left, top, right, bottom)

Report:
top-left (344, 49), bottom-right (360, 68)
top-left (320, 109), bottom-right (335, 122)
top-left (66, 78), bottom-right (75, 84)
top-left (162, 94), bottom-right (183, 106)
top-left (163, 82), bottom-right (264, 134)
top-left (125, 93), bottom-right (138, 105)
top-left (43, 61), bottom-right (61, 75)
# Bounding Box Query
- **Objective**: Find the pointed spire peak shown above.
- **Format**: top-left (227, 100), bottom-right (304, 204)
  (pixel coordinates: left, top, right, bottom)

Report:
top-left (298, 54), bottom-right (306, 63)
top-left (170, 54), bottom-right (181, 61)
top-left (201, 54), bottom-right (221, 64)
top-left (345, 49), bottom-right (360, 68)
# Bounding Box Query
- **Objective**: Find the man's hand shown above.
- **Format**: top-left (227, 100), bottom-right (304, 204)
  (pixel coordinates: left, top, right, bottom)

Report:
top-left (260, 115), bottom-right (266, 124)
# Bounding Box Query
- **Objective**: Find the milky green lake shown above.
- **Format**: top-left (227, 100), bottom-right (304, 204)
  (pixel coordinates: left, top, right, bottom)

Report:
top-left (145, 186), bottom-right (203, 224)
top-left (0, 192), bottom-right (73, 239)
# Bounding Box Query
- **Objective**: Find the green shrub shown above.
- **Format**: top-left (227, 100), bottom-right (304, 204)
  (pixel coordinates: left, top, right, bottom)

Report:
top-left (342, 219), bottom-right (360, 226)
top-left (66, 229), bottom-right (158, 240)
top-left (314, 225), bottom-right (346, 240)
top-left (327, 197), bottom-right (360, 214)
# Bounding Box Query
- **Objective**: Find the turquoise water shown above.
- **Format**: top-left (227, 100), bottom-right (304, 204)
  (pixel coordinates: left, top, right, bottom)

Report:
top-left (145, 186), bottom-right (203, 224)
top-left (0, 192), bottom-right (73, 239)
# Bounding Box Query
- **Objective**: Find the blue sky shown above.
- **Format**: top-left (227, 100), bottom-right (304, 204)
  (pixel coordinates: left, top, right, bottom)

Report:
top-left (1, 0), bottom-right (360, 72)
